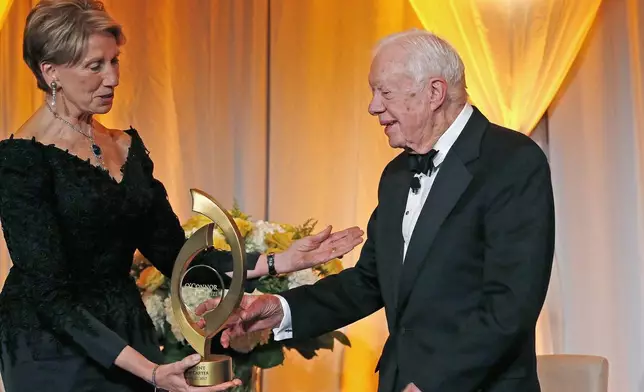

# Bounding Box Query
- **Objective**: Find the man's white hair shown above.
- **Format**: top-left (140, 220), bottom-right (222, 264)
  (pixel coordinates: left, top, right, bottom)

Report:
top-left (374, 29), bottom-right (467, 103)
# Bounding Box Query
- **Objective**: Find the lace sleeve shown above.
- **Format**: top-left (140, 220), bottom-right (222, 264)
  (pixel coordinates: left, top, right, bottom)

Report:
top-left (134, 133), bottom-right (260, 290)
top-left (0, 140), bottom-right (128, 368)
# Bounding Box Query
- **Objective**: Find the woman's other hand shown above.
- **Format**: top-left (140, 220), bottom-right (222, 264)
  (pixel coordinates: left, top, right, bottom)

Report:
top-left (154, 354), bottom-right (241, 392)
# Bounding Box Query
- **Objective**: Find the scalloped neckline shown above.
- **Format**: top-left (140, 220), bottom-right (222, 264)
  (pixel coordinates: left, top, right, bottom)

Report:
top-left (1, 130), bottom-right (135, 185)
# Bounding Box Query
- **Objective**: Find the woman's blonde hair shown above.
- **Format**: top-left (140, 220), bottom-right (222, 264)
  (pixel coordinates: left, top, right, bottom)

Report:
top-left (23, 0), bottom-right (125, 92)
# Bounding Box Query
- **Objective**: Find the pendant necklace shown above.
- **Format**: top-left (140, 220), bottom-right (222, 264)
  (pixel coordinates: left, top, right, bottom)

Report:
top-left (45, 102), bottom-right (105, 169)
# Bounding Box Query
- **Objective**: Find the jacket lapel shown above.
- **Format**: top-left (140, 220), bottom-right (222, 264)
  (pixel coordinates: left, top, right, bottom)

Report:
top-left (378, 157), bottom-right (413, 309)
top-left (396, 107), bottom-right (488, 312)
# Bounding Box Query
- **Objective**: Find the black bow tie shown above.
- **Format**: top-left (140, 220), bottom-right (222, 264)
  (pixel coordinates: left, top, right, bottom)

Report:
top-left (408, 149), bottom-right (439, 194)
top-left (408, 149), bottom-right (439, 175)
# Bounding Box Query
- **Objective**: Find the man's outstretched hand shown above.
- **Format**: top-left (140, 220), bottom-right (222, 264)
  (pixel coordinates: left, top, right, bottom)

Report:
top-left (195, 294), bottom-right (284, 348)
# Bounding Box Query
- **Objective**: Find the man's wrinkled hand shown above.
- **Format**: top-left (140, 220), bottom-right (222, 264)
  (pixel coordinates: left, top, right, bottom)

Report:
top-left (194, 294), bottom-right (284, 348)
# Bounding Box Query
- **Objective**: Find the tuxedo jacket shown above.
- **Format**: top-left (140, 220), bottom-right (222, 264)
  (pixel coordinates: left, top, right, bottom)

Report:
top-left (281, 107), bottom-right (555, 392)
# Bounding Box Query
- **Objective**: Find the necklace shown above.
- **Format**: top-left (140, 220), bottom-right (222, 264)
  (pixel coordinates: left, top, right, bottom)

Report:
top-left (45, 102), bottom-right (105, 169)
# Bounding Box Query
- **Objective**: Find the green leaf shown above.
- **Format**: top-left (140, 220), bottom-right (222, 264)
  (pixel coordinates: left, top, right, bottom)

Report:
top-left (291, 219), bottom-right (317, 239)
top-left (291, 346), bottom-right (318, 360)
top-left (230, 199), bottom-right (251, 220)
top-left (232, 356), bottom-right (254, 381)
top-left (230, 384), bottom-right (254, 392)
top-left (229, 384), bottom-right (254, 392)
top-left (231, 356), bottom-right (262, 392)
top-left (284, 338), bottom-right (321, 360)
top-left (329, 330), bottom-right (352, 347)
top-left (250, 343), bottom-right (285, 368)
top-left (255, 275), bottom-right (289, 294)
top-left (161, 337), bottom-right (195, 364)
top-left (162, 345), bottom-right (193, 363)
top-left (316, 333), bottom-right (335, 350)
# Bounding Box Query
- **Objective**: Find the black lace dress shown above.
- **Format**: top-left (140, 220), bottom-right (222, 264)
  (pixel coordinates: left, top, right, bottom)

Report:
top-left (0, 128), bottom-right (259, 392)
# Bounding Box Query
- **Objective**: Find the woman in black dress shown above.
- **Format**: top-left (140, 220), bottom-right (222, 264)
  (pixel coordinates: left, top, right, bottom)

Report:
top-left (0, 1), bottom-right (363, 391)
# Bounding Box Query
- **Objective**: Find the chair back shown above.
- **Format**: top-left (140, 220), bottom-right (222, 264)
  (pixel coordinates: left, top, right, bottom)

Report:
top-left (537, 354), bottom-right (609, 392)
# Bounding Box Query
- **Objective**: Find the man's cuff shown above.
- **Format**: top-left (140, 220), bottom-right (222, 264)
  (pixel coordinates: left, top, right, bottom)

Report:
top-left (272, 295), bottom-right (293, 341)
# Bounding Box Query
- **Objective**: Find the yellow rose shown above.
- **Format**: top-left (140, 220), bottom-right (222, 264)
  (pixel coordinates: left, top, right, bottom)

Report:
top-left (233, 218), bottom-right (253, 238)
top-left (229, 207), bottom-right (250, 220)
top-left (265, 231), bottom-right (295, 251)
top-left (182, 214), bottom-right (213, 230)
top-left (136, 266), bottom-right (165, 292)
top-left (315, 258), bottom-right (344, 276)
top-left (212, 236), bottom-right (232, 251)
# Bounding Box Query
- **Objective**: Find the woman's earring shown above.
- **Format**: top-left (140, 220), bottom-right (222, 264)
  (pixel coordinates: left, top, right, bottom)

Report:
top-left (50, 81), bottom-right (57, 107)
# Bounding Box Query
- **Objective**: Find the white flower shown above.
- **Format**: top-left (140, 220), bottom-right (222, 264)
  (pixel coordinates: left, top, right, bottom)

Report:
top-left (162, 285), bottom-right (221, 342)
top-left (246, 220), bottom-right (285, 253)
top-left (143, 292), bottom-right (166, 335)
top-left (211, 228), bottom-right (258, 253)
top-left (181, 284), bottom-right (220, 317)
top-left (164, 296), bottom-right (184, 342)
top-left (146, 213), bottom-right (339, 351)
top-left (287, 268), bottom-right (319, 289)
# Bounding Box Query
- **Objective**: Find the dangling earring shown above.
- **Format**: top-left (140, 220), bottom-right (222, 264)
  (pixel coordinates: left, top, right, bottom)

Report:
top-left (50, 81), bottom-right (58, 107)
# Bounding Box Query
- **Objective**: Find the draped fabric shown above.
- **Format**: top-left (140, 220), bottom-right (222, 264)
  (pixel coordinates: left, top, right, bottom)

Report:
top-left (0, 4), bottom-right (271, 389)
top-left (526, 116), bottom-right (565, 357)
top-left (4, 0), bottom-right (637, 391)
top-left (0, 0), bottom-right (269, 283)
top-left (409, 0), bottom-right (602, 134)
top-left (0, 1), bottom-right (12, 30)
top-left (0, 0), bottom-right (44, 290)
top-left (1, 0), bottom-right (269, 219)
top-left (265, 1), bottom-right (423, 391)
top-left (99, 0), bottom-right (270, 220)
top-left (547, 0), bottom-right (644, 390)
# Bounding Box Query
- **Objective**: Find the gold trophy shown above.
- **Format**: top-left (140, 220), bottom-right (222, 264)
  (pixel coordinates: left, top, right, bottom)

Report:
top-left (170, 189), bottom-right (247, 386)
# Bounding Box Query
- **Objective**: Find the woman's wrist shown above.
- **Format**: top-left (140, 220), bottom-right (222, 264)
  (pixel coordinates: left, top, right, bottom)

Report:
top-left (151, 363), bottom-right (161, 386)
top-left (266, 252), bottom-right (278, 276)
top-left (275, 250), bottom-right (299, 274)
top-left (114, 345), bottom-right (159, 386)
top-left (245, 250), bottom-right (300, 279)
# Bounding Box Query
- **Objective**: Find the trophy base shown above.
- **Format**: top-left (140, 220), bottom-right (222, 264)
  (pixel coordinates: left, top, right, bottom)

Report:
top-left (185, 355), bottom-right (233, 386)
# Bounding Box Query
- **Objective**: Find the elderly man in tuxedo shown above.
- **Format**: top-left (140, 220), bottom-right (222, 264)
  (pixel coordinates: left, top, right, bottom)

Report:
top-left (197, 29), bottom-right (555, 392)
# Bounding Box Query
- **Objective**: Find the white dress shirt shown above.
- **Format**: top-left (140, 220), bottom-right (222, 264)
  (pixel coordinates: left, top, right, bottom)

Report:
top-left (272, 103), bottom-right (474, 341)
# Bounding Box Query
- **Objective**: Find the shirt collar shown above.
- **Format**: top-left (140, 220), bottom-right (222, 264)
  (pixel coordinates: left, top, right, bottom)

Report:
top-left (433, 102), bottom-right (473, 167)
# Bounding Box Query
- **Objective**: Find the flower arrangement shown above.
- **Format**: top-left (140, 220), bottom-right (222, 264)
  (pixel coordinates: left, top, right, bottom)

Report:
top-left (130, 204), bottom-right (351, 391)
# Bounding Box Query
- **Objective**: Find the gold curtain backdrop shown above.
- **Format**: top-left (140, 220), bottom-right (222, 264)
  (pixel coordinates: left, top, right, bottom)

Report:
top-left (0, 0), bottom-right (602, 391)
top-left (546, 0), bottom-right (644, 389)
top-left (267, 1), bottom-right (422, 391)
top-left (0, 1), bottom-right (12, 29)
top-left (410, 0), bottom-right (602, 134)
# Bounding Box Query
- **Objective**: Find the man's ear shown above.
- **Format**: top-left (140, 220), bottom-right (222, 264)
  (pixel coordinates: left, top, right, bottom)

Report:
top-left (427, 77), bottom-right (448, 111)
